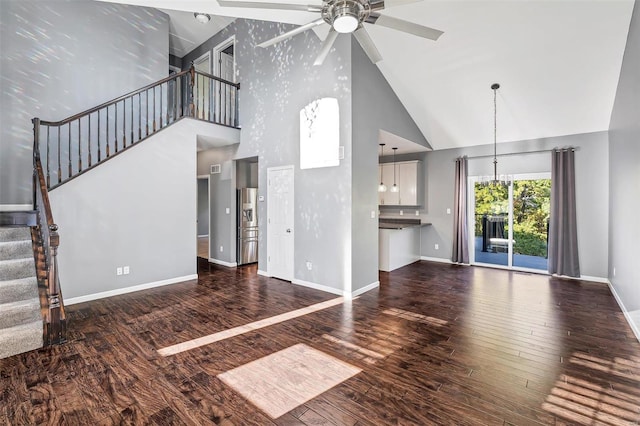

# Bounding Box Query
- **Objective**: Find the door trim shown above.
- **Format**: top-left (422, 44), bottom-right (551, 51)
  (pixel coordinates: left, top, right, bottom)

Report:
top-left (267, 165), bottom-right (294, 281)
top-left (213, 35), bottom-right (236, 80)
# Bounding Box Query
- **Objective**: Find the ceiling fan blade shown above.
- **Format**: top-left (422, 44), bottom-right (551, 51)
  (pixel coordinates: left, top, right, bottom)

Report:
top-left (353, 27), bottom-right (382, 64)
top-left (370, 0), bottom-right (423, 11)
top-left (368, 13), bottom-right (443, 41)
top-left (313, 28), bottom-right (339, 66)
top-left (257, 19), bottom-right (326, 48)
top-left (217, 0), bottom-right (322, 12)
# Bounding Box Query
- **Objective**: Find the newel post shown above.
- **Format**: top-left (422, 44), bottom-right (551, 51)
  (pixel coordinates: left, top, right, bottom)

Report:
top-left (46, 224), bottom-right (65, 345)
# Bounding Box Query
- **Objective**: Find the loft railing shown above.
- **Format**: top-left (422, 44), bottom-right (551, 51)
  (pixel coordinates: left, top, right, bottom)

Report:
top-left (33, 66), bottom-right (241, 190)
top-left (32, 121), bottom-right (66, 345)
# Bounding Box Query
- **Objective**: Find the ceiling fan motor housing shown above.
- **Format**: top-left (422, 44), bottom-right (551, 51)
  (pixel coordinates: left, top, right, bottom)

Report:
top-left (322, 0), bottom-right (371, 33)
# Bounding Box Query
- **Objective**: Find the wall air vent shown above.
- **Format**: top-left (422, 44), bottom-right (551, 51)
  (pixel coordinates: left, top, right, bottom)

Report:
top-left (210, 164), bottom-right (221, 174)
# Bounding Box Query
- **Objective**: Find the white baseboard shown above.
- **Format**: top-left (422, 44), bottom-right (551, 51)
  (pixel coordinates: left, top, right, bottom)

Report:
top-left (257, 269), bottom-right (270, 277)
top-left (550, 273), bottom-right (609, 284)
top-left (607, 281), bottom-right (640, 343)
top-left (208, 258), bottom-right (237, 268)
top-left (65, 274), bottom-right (198, 305)
top-left (197, 234), bottom-right (208, 238)
top-left (349, 281), bottom-right (379, 299)
top-left (292, 278), bottom-right (343, 296)
top-left (420, 256), bottom-right (453, 264)
top-left (0, 204), bottom-right (32, 212)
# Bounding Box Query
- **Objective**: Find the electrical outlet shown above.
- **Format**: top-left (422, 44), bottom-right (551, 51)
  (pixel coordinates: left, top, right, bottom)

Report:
top-left (415, 210), bottom-right (419, 216)
top-left (370, 211), bottom-right (376, 219)
top-left (306, 261), bottom-right (312, 271)
top-left (116, 267), bottom-right (123, 276)
top-left (123, 266), bottom-right (130, 275)
top-left (434, 244), bottom-right (439, 250)
top-left (446, 208), bottom-right (451, 215)
top-left (220, 246), bottom-right (224, 252)
top-left (399, 210), bottom-right (404, 216)
top-left (225, 207), bottom-right (230, 214)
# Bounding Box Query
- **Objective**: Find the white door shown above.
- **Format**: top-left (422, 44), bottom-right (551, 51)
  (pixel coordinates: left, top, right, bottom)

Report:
top-left (267, 166), bottom-right (294, 281)
top-left (193, 53), bottom-right (211, 120)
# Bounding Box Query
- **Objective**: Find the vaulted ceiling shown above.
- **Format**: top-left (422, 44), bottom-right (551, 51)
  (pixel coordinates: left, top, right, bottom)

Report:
top-left (101, 0), bottom-right (634, 151)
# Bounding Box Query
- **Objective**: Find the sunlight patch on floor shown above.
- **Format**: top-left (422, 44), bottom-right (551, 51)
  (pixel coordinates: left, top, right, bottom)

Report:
top-left (157, 297), bottom-right (346, 356)
top-left (218, 343), bottom-right (361, 419)
top-left (383, 307), bottom-right (449, 327)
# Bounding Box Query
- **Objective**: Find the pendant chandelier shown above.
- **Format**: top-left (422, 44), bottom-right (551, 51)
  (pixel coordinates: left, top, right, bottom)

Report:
top-left (378, 143), bottom-right (387, 192)
top-left (480, 83), bottom-right (511, 187)
top-left (390, 147), bottom-right (399, 193)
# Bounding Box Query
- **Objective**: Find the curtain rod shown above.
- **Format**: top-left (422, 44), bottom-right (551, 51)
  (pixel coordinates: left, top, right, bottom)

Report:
top-left (459, 147), bottom-right (579, 161)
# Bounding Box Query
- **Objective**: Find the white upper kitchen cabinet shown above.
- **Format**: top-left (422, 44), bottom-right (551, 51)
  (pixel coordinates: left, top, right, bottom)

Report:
top-left (378, 160), bottom-right (421, 206)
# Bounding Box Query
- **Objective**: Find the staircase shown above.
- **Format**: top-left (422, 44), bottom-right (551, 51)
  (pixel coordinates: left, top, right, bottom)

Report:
top-left (0, 226), bottom-right (43, 359)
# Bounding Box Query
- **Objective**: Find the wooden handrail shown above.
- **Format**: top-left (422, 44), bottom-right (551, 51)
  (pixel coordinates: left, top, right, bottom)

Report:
top-left (34, 66), bottom-right (241, 190)
top-left (39, 69), bottom-right (191, 126)
top-left (32, 117), bottom-right (66, 345)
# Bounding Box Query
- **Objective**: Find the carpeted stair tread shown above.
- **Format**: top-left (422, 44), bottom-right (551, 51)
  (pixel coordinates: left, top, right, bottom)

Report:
top-left (0, 227), bottom-right (31, 243)
top-left (0, 257), bottom-right (37, 281)
top-left (0, 239), bottom-right (33, 261)
top-left (0, 321), bottom-right (43, 359)
top-left (0, 298), bottom-right (41, 330)
top-left (0, 277), bottom-right (39, 304)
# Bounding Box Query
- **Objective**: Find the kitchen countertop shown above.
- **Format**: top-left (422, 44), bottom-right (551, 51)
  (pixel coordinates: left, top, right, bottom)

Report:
top-left (379, 219), bottom-right (431, 230)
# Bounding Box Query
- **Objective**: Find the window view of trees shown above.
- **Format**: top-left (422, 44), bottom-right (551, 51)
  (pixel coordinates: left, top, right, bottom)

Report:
top-left (474, 179), bottom-right (551, 258)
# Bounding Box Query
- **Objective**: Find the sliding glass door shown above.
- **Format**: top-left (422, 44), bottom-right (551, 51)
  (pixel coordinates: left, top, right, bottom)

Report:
top-left (469, 173), bottom-right (551, 271)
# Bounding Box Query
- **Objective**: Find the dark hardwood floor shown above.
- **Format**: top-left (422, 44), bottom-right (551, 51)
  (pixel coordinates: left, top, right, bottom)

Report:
top-left (2, 259), bottom-right (639, 425)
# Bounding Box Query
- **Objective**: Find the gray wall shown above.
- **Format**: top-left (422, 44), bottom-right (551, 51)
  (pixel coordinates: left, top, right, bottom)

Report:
top-left (421, 131), bottom-right (610, 279)
top-left (350, 38), bottom-right (431, 291)
top-left (0, 0), bottom-right (168, 205)
top-left (49, 119), bottom-right (202, 300)
top-left (608, 1), bottom-right (640, 333)
top-left (187, 19), bottom-right (354, 292)
top-left (197, 178), bottom-right (209, 236)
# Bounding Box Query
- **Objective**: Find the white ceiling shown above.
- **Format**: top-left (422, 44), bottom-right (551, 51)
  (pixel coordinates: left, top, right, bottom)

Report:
top-left (161, 9), bottom-right (236, 58)
top-left (101, 0), bottom-right (634, 151)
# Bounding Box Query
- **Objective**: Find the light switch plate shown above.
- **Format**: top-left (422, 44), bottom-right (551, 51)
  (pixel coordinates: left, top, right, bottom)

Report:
top-left (370, 211), bottom-right (376, 219)
top-left (225, 207), bottom-right (230, 214)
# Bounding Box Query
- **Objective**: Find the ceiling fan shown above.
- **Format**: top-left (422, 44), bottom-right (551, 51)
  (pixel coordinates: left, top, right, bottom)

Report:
top-left (217, 0), bottom-right (443, 66)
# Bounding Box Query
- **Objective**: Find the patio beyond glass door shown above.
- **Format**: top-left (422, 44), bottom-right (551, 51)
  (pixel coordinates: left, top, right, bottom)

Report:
top-left (470, 174), bottom-right (551, 271)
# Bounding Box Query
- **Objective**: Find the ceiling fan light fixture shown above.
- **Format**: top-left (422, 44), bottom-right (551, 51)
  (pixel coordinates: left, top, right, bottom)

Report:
top-left (194, 12), bottom-right (211, 24)
top-left (331, 2), bottom-right (360, 33)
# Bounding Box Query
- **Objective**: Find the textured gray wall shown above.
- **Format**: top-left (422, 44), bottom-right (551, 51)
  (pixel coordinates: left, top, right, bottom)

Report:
top-left (608, 1), bottom-right (640, 333)
top-left (421, 131), bottom-right (610, 279)
top-left (0, 0), bottom-right (168, 205)
top-left (187, 19), bottom-right (353, 291)
top-left (48, 119), bottom-right (206, 300)
top-left (350, 38), bottom-right (430, 291)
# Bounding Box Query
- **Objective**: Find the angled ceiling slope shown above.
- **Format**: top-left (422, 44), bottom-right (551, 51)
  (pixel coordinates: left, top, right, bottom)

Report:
top-left (101, 0), bottom-right (634, 150)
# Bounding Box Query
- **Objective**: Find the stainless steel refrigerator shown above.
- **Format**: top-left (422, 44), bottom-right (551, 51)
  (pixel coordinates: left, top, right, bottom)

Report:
top-left (237, 188), bottom-right (258, 265)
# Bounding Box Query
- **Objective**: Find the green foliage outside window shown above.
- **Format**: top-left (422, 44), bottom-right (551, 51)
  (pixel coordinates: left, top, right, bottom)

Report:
top-left (474, 179), bottom-right (551, 258)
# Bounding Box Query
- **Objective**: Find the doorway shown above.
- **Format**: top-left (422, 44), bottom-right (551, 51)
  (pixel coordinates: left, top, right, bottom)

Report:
top-left (213, 36), bottom-right (236, 126)
top-left (267, 165), bottom-right (294, 281)
top-left (193, 51), bottom-right (212, 121)
top-left (469, 173), bottom-right (551, 271)
top-left (197, 176), bottom-right (210, 259)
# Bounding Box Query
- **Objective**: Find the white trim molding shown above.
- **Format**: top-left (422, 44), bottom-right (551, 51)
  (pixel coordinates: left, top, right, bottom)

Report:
top-left (292, 278), bottom-right (343, 296)
top-left (65, 274), bottom-right (198, 305)
top-left (257, 269), bottom-right (270, 277)
top-left (209, 258), bottom-right (237, 268)
top-left (420, 256), bottom-right (453, 264)
top-left (607, 281), bottom-right (640, 342)
top-left (348, 281), bottom-right (379, 299)
top-left (0, 204), bottom-right (32, 212)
